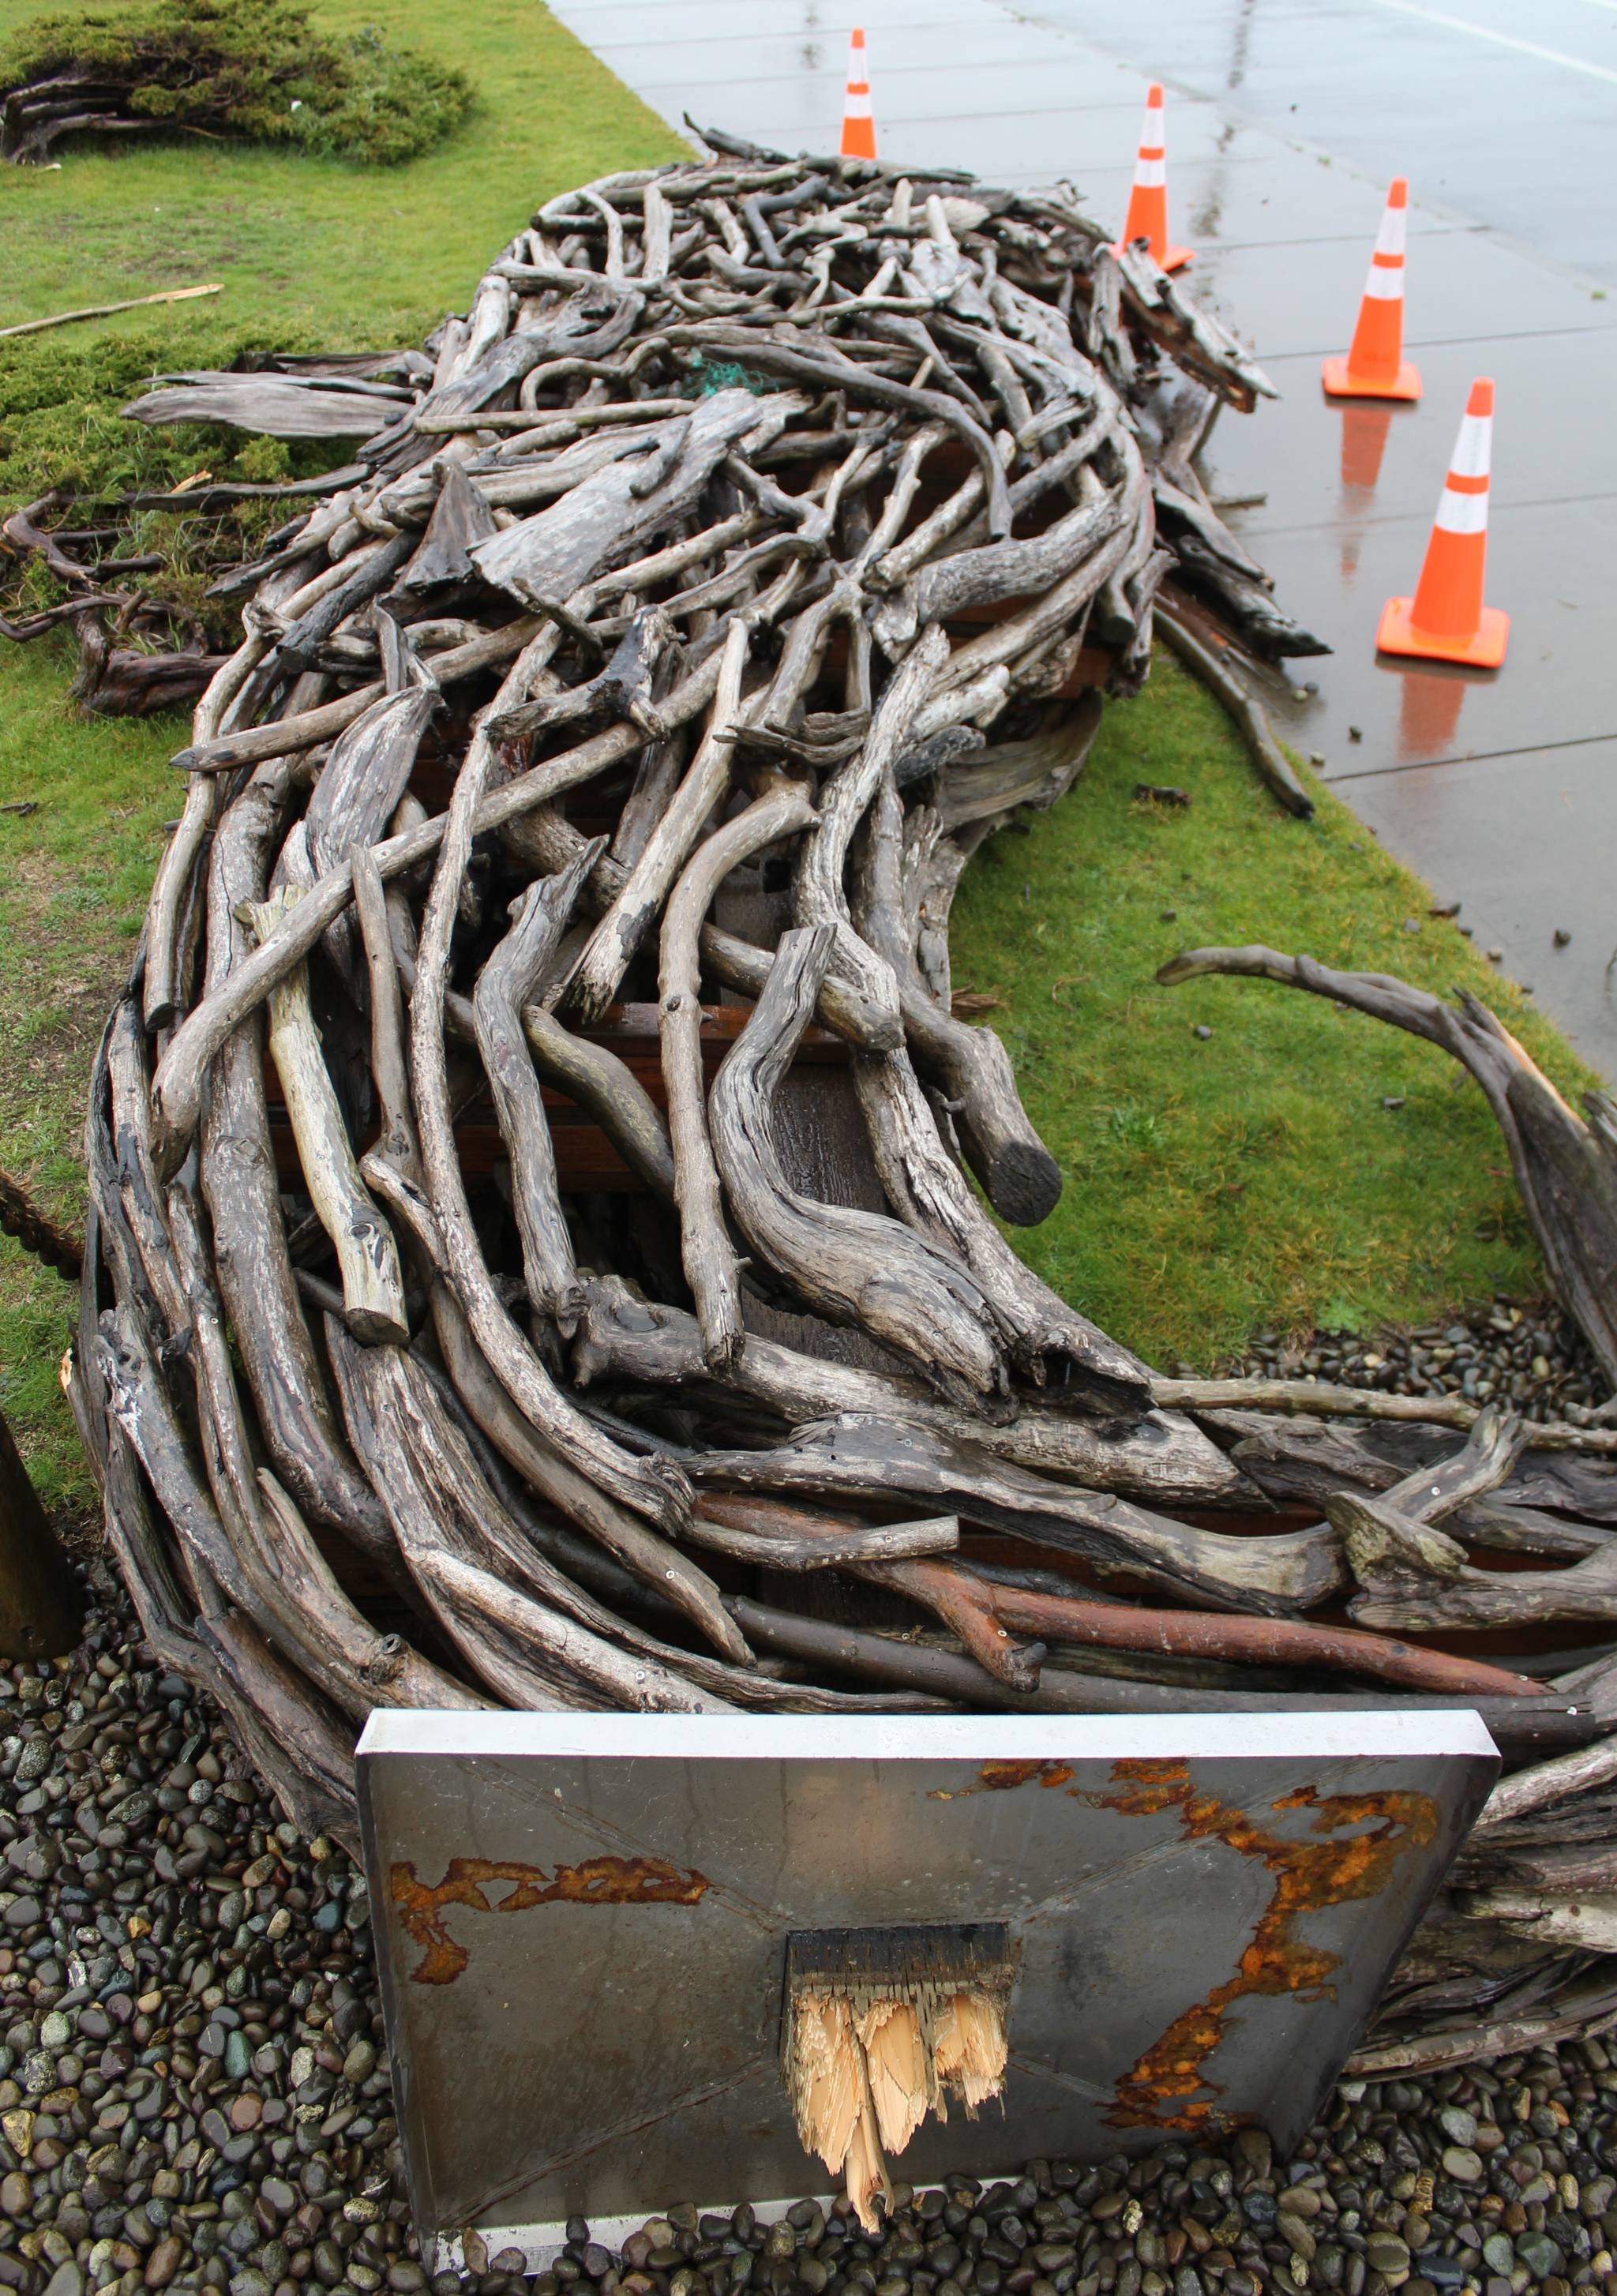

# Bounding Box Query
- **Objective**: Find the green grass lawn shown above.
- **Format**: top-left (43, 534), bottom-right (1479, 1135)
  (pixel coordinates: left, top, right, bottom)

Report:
top-left (0, 0), bottom-right (1595, 1513)
top-left (951, 666), bottom-right (1594, 1371)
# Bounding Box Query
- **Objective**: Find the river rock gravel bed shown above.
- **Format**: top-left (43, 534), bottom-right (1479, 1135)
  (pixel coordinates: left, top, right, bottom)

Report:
top-left (1228, 1297), bottom-right (1611, 1424)
top-left (6, 1285), bottom-right (1616, 2296)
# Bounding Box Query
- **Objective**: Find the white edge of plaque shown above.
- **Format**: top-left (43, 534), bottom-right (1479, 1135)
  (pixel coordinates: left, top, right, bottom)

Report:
top-left (357, 1707), bottom-right (1501, 1764)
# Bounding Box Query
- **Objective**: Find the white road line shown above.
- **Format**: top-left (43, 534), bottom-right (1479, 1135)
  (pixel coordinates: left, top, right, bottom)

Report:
top-left (1356, 0), bottom-right (1617, 84)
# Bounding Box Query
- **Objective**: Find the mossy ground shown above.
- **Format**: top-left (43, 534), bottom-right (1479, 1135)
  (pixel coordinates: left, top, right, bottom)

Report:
top-left (0, 0), bottom-right (1593, 1512)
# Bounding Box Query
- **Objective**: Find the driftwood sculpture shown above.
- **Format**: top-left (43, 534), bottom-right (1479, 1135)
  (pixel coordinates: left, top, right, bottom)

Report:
top-left (51, 132), bottom-right (1617, 2088)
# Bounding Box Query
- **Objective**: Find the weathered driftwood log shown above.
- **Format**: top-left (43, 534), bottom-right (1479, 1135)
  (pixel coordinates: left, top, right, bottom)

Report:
top-left (53, 138), bottom-right (1617, 2062)
top-left (1161, 944), bottom-right (1617, 1386)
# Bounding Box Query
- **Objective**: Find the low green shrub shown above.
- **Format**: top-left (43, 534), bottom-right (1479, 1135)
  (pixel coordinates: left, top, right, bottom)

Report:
top-left (0, 0), bottom-right (474, 165)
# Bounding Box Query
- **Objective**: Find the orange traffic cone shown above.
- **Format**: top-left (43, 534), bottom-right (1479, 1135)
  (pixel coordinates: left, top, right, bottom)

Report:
top-left (840, 28), bottom-right (876, 160)
top-left (1377, 378), bottom-right (1508, 667)
top-left (1111, 84), bottom-right (1191, 272)
top-left (1322, 178), bottom-right (1421, 401)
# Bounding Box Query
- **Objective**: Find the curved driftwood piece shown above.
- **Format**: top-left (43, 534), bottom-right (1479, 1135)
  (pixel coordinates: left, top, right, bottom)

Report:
top-left (328, 1323), bottom-right (734, 1713)
top-left (473, 842), bottom-right (602, 1333)
top-left (246, 884), bottom-right (409, 1347)
top-left (141, 626), bottom-right (272, 1029)
top-left (198, 767), bottom-right (395, 1557)
top-left (1161, 943), bottom-right (1617, 1386)
top-left (1472, 1735), bottom-right (1617, 1834)
top-left (1154, 602), bottom-right (1314, 820)
top-left (661, 778), bottom-right (818, 1369)
top-left (407, 633), bottom-right (694, 1536)
top-left (856, 761), bottom-right (1061, 1230)
top-left (686, 1412), bottom-right (1344, 1615)
top-left (567, 615), bottom-right (754, 1024)
top-left (573, 1276), bottom-right (1242, 1509)
top-left (711, 926), bottom-right (1007, 1404)
top-left (418, 1259), bottom-right (749, 1664)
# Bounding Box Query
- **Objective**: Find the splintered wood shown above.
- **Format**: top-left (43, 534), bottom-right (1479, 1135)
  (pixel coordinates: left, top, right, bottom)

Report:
top-left (786, 1953), bottom-right (1010, 2228)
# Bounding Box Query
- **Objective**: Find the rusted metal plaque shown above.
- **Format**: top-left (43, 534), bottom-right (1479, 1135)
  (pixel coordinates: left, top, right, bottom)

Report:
top-left (357, 1711), bottom-right (1495, 2268)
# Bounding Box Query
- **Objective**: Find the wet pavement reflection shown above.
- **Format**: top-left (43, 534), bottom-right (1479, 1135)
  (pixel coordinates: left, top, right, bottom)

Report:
top-left (548, 0), bottom-right (1617, 1071)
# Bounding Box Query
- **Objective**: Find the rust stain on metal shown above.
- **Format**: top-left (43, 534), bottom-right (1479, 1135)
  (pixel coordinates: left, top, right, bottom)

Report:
top-left (929, 1759), bottom-right (1075, 1801)
top-left (1079, 1758), bottom-right (1439, 2133)
top-left (389, 1853), bottom-right (711, 1985)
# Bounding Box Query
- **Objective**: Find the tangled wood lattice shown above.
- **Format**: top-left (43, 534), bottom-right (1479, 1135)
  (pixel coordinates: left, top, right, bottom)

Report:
top-left (55, 129), bottom-right (1617, 2072)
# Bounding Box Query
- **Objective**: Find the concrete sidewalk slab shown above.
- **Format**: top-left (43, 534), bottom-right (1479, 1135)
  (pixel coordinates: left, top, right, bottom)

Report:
top-left (1017, 0), bottom-right (1617, 285)
top-left (1243, 497), bottom-right (1617, 771)
top-left (1206, 331), bottom-right (1617, 535)
top-left (1332, 738), bottom-right (1617, 1071)
top-left (1193, 229), bottom-right (1614, 364)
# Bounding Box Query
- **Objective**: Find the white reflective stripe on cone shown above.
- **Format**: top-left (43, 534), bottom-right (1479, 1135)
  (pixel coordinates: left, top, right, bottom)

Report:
top-left (1450, 413), bottom-right (1492, 480)
top-left (846, 92), bottom-right (872, 111)
top-left (1363, 261), bottom-right (1404, 301)
top-left (1133, 156), bottom-right (1166, 186)
top-left (1434, 487), bottom-right (1489, 536)
top-left (1375, 204), bottom-right (1409, 261)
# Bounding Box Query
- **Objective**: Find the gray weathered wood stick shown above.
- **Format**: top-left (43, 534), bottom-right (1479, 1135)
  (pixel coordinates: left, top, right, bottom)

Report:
top-left (855, 762), bottom-right (1060, 1229)
top-left (148, 636), bottom-right (740, 1176)
top-left (406, 631), bottom-right (694, 1535)
top-left (351, 846), bottom-right (418, 1179)
top-left (939, 480), bottom-right (1143, 688)
top-left (472, 842), bottom-right (603, 1334)
top-left (688, 1410), bottom-right (1345, 1614)
top-left (1344, 1974), bottom-right (1617, 2079)
top-left (1153, 1371), bottom-right (1617, 1454)
top-left (143, 626), bottom-right (272, 1027)
top-left (666, 326), bottom-right (1013, 537)
top-left (328, 1326), bottom-right (733, 1711)
top-left (1157, 1373), bottom-right (1481, 1426)
top-left (683, 1497), bottom-right (959, 1570)
top-left (197, 767), bottom-right (393, 1555)
top-left (1158, 944), bottom-right (1617, 1388)
top-left (1471, 1734), bottom-right (1617, 1834)
top-left (171, 614), bottom-right (544, 772)
top-left (710, 926), bottom-right (1007, 1404)
top-left (567, 613), bottom-right (753, 1025)
top-left (381, 896), bottom-right (679, 1203)
top-left (246, 885), bottom-right (408, 1348)
top-left (812, 664), bottom-right (1149, 1400)
top-left (521, 1003), bottom-right (677, 1199)
top-left (362, 1144), bottom-right (741, 1663)
top-left (508, 793), bottom-right (900, 1051)
top-left (661, 778), bottom-right (818, 1370)
top-left (254, 1471), bottom-right (486, 1717)
top-left (92, 1420), bottom-right (266, 1805)
top-left (417, 1264), bottom-right (749, 1663)
top-left (1154, 602), bottom-right (1314, 819)
top-left (572, 1275), bottom-right (1243, 1509)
